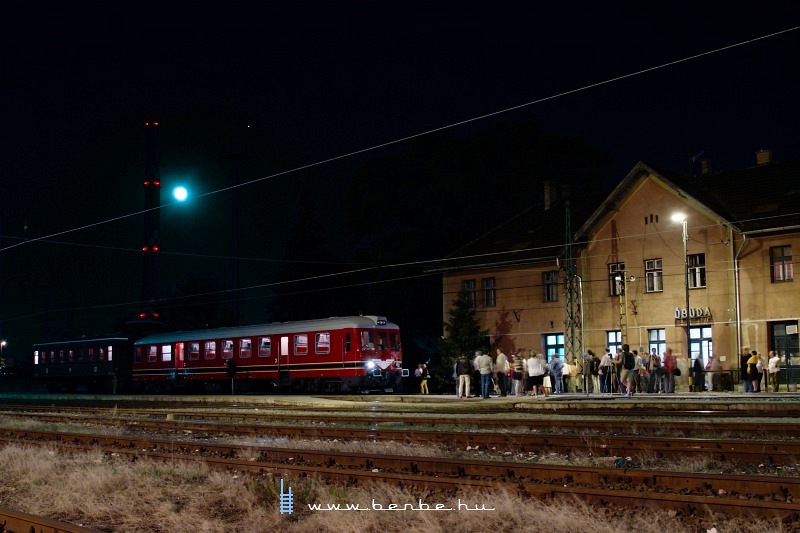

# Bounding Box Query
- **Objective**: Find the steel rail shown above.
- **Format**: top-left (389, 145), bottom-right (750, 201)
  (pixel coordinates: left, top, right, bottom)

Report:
top-left (0, 431), bottom-right (797, 520)
top-left (0, 505), bottom-right (98, 533)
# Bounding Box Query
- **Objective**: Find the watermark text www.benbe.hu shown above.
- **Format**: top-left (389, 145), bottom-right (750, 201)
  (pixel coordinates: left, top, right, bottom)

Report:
top-left (308, 499), bottom-right (495, 512)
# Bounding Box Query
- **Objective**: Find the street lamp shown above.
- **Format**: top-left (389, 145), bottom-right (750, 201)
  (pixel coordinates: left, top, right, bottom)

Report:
top-left (671, 213), bottom-right (690, 363)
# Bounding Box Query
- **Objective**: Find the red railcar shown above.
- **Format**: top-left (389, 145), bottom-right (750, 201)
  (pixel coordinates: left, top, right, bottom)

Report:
top-left (131, 315), bottom-right (404, 393)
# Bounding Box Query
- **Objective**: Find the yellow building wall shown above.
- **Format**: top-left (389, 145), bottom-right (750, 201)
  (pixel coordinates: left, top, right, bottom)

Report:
top-left (441, 171), bottom-right (800, 374)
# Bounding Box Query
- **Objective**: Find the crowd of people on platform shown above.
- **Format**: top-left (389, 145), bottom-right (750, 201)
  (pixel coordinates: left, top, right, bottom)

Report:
top-left (426, 344), bottom-right (785, 398)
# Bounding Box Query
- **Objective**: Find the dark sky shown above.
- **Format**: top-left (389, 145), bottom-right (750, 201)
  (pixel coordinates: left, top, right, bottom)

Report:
top-left (1, 3), bottom-right (799, 362)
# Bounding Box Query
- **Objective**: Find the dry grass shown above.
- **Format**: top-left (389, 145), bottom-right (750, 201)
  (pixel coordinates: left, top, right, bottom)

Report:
top-left (0, 444), bottom-right (792, 533)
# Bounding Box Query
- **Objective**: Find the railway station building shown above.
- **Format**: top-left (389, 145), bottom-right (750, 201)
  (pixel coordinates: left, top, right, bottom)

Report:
top-left (434, 152), bottom-right (800, 387)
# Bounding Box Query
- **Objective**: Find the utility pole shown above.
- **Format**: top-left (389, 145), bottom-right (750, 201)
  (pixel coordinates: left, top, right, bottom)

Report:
top-left (563, 198), bottom-right (582, 365)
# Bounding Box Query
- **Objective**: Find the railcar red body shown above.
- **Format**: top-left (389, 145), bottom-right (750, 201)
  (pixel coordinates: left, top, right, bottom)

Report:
top-left (131, 315), bottom-right (404, 393)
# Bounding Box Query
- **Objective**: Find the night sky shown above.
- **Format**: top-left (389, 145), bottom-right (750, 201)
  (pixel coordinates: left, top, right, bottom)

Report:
top-left (2, 3), bottom-right (799, 367)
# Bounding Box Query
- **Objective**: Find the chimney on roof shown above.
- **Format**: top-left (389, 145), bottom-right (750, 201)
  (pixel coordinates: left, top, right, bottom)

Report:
top-left (756, 149), bottom-right (772, 165)
top-left (700, 157), bottom-right (712, 175)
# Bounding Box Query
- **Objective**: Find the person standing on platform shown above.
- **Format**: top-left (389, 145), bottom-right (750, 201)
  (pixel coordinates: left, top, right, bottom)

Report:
top-left (709, 353), bottom-right (721, 391)
top-left (495, 349), bottom-right (509, 397)
top-left (456, 354), bottom-right (472, 399)
top-left (646, 347), bottom-right (662, 393)
top-left (513, 350), bottom-right (525, 396)
top-left (747, 350), bottom-right (761, 392)
top-left (662, 347), bottom-right (677, 393)
top-left (550, 355), bottom-right (564, 394)
top-left (768, 351), bottom-right (781, 392)
top-left (740, 347), bottom-right (753, 392)
top-left (527, 352), bottom-right (547, 397)
top-left (599, 349), bottom-right (613, 393)
top-left (692, 356), bottom-right (704, 392)
top-left (477, 351), bottom-right (494, 399)
top-left (758, 351), bottom-right (768, 392)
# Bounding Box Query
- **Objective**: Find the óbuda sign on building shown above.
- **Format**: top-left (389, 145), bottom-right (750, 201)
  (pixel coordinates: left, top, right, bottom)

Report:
top-left (434, 151), bottom-right (799, 389)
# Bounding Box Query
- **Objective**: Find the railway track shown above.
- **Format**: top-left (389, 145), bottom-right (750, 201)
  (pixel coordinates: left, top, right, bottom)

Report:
top-left (0, 505), bottom-right (97, 533)
top-left (3, 404), bottom-right (800, 439)
top-left (0, 428), bottom-right (797, 520)
top-left (2, 411), bottom-right (799, 464)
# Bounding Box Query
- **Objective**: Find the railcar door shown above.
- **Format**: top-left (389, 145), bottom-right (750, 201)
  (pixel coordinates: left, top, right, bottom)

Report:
top-left (279, 336), bottom-right (290, 386)
top-left (175, 343), bottom-right (185, 375)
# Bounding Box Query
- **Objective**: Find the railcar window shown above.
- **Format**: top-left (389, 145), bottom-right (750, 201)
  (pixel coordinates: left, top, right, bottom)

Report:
top-left (390, 332), bottom-right (400, 350)
top-left (148, 346), bottom-right (157, 363)
top-left (189, 342), bottom-right (200, 360)
top-left (258, 337), bottom-right (271, 357)
top-left (240, 339), bottom-right (252, 358)
top-left (345, 333), bottom-right (351, 352)
top-left (222, 340), bottom-right (234, 360)
top-left (361, 331), bottom-right (375, 351)
top-left (204, 341), bottom-right (217, 360)
top-left (134, 347), bottom-right (142, 364)
top-left (294, 334), bottom-right (308, 355)
top-left (162, 345), bottom-right (172, 362)
top-left (376, 332), bottom-right (388, 351)
top-left (316, 333), bottom-right (330, 354)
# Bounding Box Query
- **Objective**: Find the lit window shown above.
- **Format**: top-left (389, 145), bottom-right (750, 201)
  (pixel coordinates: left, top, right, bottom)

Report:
top-left (316, 333), bottom-right (330, 353)
top-left (545, 334), bottom-right (565, 359)
top-left (222, 340), bottom-right (233, 360)
top-left (107, 346), bottom-right (113, 362)
top-left (607, 330), bottom-right (622, 355)
top-left (189, 342), bottom-right (200, 360)
top-left (240, 339), bottom-right (252, 358)
top-left (648, 329), bottom-right (666, 357)
top-left (258, 337), bottom-right (271, 357)
top-left (204, 341), bottom-right (217, 360)
top-left (148, 346), bottom-right (157, 363)
top-left (294, 334), bottom-right (308, 355)
top-left (161, 345), bottom-right (172, 362)
top-left (771, 245), bottom-right (793, 282)
top-left (645, 258), bottom-right (663, 292)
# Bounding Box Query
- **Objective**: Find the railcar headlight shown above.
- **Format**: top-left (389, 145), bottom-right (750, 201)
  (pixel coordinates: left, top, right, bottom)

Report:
top-left (366, 361), bottom-right (376, 369)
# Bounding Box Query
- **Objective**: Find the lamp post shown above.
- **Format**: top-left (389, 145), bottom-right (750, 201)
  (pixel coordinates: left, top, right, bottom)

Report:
top-left (671, 213), bottom-right (690, 364)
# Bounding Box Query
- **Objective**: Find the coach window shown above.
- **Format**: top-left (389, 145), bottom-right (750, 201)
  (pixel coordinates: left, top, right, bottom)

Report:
top-left (361, 331), bottom-right (375, 351)
top-left (204, 341), bottom-right (217, 360)
top-left (34, 351), bottom-right (40, 365)
top-left (88, 348), bottom-right (94, 362)
top-left (148, 346), bottom-right (157, 363)
top-left (50, 351), bottom-right (55, 363)
top-left (316, 333), bottom-right (330, 354)
top-left (222, 340), bottom-right (234, 360)
top-left (134, 347), bottom-right (142, 364)
top-left (294, 334), bottom-right (308, 355)
top-left (99, 347), bottom-right (105, 361)
top-left (390, 332), bottom-right (400, 350)
top-left (240, 339), bottom-right (252, 358)
top-left (375, 332), bottom-right (388, 351)
top-left (77, 349), bottom-right (83, 362)
top-left (189, 342), bottom-right (199, 360)
top-left (68, 350), bottom-right (74, 362)
top-left (59, 350), bottom-right (65, 363)
top-left (162, 344), bottom-right (172, 362)
top-left (258, 337), bottom-right (271, 357)
top-left (107, 346), bottom-right (113, 362)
